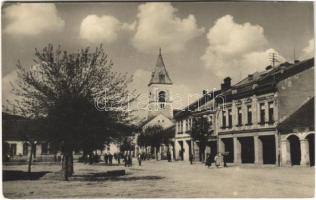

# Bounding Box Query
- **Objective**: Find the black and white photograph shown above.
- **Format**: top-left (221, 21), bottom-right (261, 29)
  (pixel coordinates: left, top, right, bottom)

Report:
top-left (1, 1), bottom-right (315, 198)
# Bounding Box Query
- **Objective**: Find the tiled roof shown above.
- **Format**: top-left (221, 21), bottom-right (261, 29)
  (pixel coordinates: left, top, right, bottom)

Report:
top-left (220, 58), bottom-right (314, 101)
top-left (148, 49), bottom-right (173, 86)
top-left (278, 97), bottom-right (314, 133)
top-left (174, 89), bottom-right (222, 119)
top-left (2, 112), bottom-right (47, 141)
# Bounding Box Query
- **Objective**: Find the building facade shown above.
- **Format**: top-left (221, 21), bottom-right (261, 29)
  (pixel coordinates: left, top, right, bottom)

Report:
top-left (174, 58), bottom-right (314, 166)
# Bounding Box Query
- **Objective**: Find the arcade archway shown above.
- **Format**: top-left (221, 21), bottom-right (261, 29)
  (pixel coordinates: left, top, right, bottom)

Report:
top-left (288, 135), bottom-right (301, 165)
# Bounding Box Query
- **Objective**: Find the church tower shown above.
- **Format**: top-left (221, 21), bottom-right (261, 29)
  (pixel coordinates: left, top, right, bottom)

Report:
top-left (148, 49), bottom-right (173, 119)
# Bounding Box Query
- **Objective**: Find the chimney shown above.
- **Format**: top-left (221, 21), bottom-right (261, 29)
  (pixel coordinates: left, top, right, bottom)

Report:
top-left (266, 65), bottom-right (272, 70)
top-left (221, 77), bottom-right (231, 91)
top-left (248, 74), bottom-right (254, 80)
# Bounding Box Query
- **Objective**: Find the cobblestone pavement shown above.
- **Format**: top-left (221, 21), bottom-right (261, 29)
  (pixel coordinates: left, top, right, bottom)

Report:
top-left (2, 160), bottom-right (315, 198)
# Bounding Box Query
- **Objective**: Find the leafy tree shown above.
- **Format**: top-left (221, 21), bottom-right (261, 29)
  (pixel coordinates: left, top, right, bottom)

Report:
top-left (119, 136), bottom-right (135, 153)
top-left (7, 44), bottom-right (137, 180)
top-left (191, 117), bottom-right (210, 162)
top-left (140, 125), bottom-right (174, 160)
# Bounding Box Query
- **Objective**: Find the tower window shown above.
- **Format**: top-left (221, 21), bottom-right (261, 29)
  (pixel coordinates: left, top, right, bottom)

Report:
top-left (159, 91), bottom-right (166, 103)
top-left (159, 73), bottom-right (165, 82)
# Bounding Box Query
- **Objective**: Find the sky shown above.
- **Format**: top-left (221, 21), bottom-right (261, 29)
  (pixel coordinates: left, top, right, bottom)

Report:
top-left (2, 2), bottom-right (314, 114)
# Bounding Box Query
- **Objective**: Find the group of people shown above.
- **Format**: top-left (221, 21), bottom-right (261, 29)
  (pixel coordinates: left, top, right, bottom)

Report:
top-left (188, 152), bottom-right (228, 168)
top-left (123, 153), bottom-right (133, 167)
top-left (103, 152), bottom-right (114, 165)
top-left (205, 153), bottom-right (228, 168)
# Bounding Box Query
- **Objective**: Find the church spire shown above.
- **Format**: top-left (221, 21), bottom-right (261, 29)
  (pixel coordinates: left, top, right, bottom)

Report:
top-left (148, 48), bottom-right (173, 86)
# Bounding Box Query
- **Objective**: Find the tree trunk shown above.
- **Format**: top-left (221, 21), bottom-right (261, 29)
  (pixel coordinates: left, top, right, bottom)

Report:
top-left (69, 153), bottom-right (74, 176)
top-left (63, 153), bottom-right (69, 181)
top-left (27, 143), bottom-right (34, 173)
top-left (63, 150), bottom-right (73, 181)
top-left (155, 147), bottom-right (160, 161)
top-left (89, 152), bottom-right (93, 164)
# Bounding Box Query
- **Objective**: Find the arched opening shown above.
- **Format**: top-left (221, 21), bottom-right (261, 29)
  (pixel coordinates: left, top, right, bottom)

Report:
top-left (159, 91), bottom-right (166, 108)
top-left (288, 135), bottom-right (301, 165)
top-left (306, 134), bottom-right (315, 166)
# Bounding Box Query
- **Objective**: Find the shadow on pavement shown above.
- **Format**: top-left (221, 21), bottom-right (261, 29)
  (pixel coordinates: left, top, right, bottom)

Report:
top-left (3, 170), bottom-right (50, 181)
top-left (71, 171), bottom-right (163, 182)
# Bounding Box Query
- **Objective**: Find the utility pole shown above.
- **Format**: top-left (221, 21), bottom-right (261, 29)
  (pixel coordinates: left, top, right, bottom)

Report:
top-left (269, 52), bottom-right (280, 67)
top-left (293, 48), bottom-right (296, 63)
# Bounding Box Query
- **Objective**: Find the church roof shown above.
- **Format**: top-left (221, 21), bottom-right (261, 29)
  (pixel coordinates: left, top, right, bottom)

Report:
top-left (148, 49), bottom-right (173, 86)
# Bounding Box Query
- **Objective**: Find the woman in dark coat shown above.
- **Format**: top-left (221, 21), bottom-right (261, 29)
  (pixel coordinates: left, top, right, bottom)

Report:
top-left (205, 153), bottom-right (212, 168)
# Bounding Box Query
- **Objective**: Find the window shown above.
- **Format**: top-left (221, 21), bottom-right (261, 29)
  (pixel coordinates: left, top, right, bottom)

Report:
top-left (159, 73), bottom-right (165, 82)
top-left (268, 102), bottom-right (274, 123)
top-left (228, 109), bottom-right (232, 128)
top-left (159, 91), bottom-right (166, 109)
top-left (190, 118), bottom-right (193, 130)
top-left (181, 121), bottom-right (183, 132)
top-left (41, 143), bottom-right (49, 155)
top-left (185, 119), bottom-right (189, 132)
top-left (247, 105), bottom-right (252, 125)
top-left (23, 143), bottom-right (28, 156)
top-left (178, 120), bottom-right (183, 133)
top-left (9, 144), bottom-right (17, 156)
top-left (237, 107), bottom-right (242, 126)
top-left (259, 103), bottom-right (265, 124)
top-left (208, 116), bottom-right (213, 126)
top-left (177, 122), bottom-right (181, 133)
top-left (222, 111), bottom-right (226, 128)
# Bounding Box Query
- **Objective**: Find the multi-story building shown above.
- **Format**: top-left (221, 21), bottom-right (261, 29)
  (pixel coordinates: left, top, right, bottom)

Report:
top-left (174, 58), bottom-right (314, 166)
top-left (174, 89), bottom-right (221, 162)
top-left (216, 58), bottom-right (314, 166)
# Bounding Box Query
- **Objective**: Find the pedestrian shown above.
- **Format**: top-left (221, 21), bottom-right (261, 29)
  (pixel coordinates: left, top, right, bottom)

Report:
top-left (109, 153), bottom-right (113, 165)
top-left (128, 154), bottom-right (133, 167)
top-left (167, 150), bottom-right (171, 162)
top-left (117, 153), bottom-right (121, 165)
top-left (124, 154), bottom-right (128, 167)
top-left (205, 153), bottom-right (212, 168)
top-left (189, 153), bottom-right (193, 165)
top-left (104, 153), bottom-right (108, 165)
top-left (223, 153), bottom-right (227, 167)
top-left (137, 153), bottom-right (142, 166)
top-left (214, 153), bottom-right (220, 168)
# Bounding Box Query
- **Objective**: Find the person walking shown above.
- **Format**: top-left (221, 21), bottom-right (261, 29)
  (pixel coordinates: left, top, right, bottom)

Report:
top-left (137, 153), bottom-right (142, 166)
top-left (104, 153), bottom-right (108, 165)
top-left (189, 153), bottom-right (193, 165)
top-left (109, 153), bottom-right (113, 165)
top-left (167, 150), bottom-right (171, 162)
top-left (128, 154), bottom-right (132, 167)
top-left (223, 153), bottom-right (227, 167)
top-left (117, 153), bottom-right (121, 165)
top-left (123, 153), bottom-right (127, 167)
top-left (205, 153), bottom-right (212, 168)
top-left (214, 153), bottom-right (220, 168)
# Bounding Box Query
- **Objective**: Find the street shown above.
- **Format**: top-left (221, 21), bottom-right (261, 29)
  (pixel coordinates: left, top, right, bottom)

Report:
top-left (3, 160), bottom-right (315, 198)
